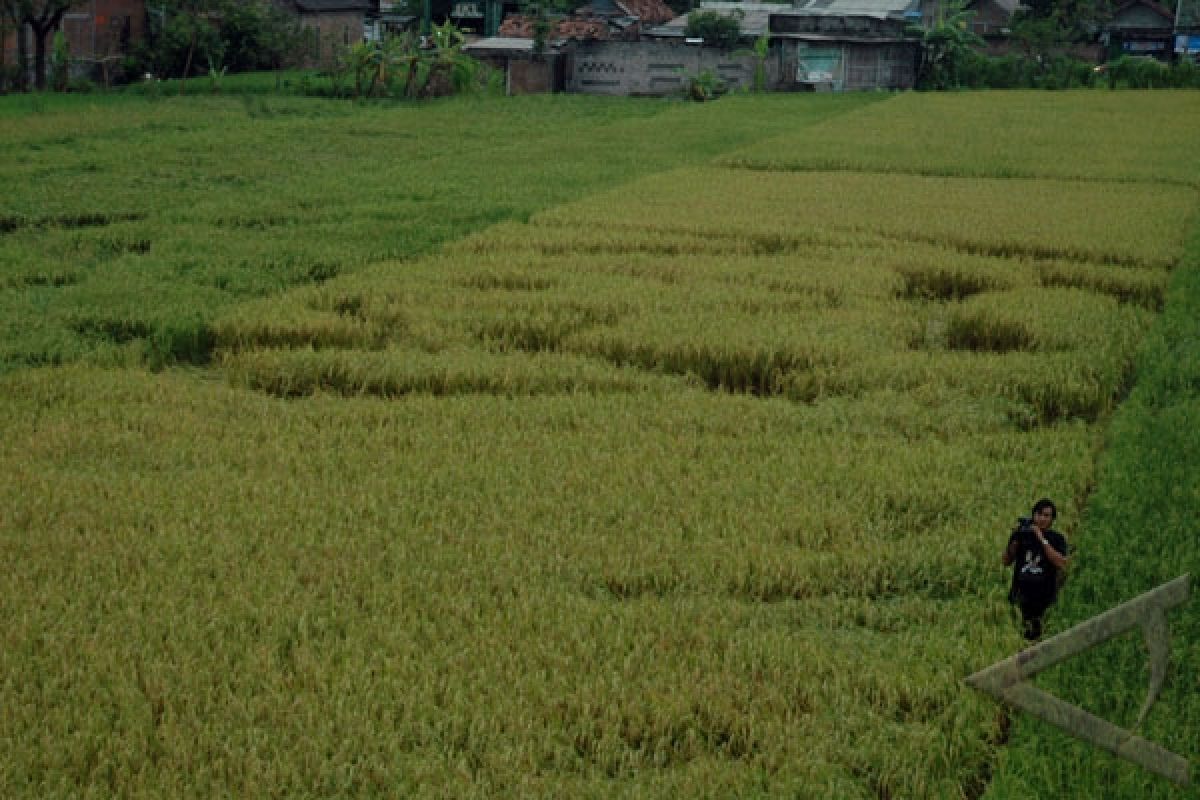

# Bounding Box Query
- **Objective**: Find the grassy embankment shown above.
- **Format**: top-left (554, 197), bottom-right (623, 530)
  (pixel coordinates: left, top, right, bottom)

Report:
top-left (1, 90), bottom-right (1197, 798)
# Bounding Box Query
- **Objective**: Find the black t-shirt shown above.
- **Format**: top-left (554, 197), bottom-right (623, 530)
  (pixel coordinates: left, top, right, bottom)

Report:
top-left (1009, 528), bottom-right (1068, 605)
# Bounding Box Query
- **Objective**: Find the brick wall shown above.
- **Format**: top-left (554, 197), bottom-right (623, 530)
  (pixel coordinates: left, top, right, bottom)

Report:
top-left (61, 0), bottom-right (146, 62)
top-left (1, 0), bottom-right (145, 87)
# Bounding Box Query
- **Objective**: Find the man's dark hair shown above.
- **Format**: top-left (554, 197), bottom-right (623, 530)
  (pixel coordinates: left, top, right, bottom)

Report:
top-left (1032, 498), bottom-right (1057, 520)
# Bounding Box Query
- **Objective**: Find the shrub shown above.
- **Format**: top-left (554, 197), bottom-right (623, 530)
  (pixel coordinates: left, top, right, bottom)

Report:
top-left (684, 68), bottom-right (728, 102)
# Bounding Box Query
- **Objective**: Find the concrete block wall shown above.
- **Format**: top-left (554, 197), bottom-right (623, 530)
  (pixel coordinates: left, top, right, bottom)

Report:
top-left (568, 40), bottom-right (768, 96)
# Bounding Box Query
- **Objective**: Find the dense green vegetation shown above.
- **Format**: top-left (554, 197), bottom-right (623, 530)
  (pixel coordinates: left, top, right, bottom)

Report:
top-left (1, 90), bottom-right (1197, 798)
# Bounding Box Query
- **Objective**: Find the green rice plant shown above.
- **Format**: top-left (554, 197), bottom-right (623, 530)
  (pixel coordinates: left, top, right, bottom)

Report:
top-left (721, 90), bottom-right (1200, 187)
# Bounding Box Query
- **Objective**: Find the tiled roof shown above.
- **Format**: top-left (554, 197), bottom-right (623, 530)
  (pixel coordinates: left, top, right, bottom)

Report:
top-left (616, 0), bottom-right (677, 24)
top-left (463, 36), bottom-right (538, 53)
top-left (498, 15), bottom-right (612, 40)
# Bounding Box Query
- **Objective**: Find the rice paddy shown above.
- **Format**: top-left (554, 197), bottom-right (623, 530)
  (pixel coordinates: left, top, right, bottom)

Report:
top-left (2, 89), bottom-right (1198, 799)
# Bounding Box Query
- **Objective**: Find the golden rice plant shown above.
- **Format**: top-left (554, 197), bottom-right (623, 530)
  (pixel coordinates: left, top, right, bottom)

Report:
top-left (449, 217), bottom-right (865, 260)
top-left (563, 305), bottom-right (914, 395)
top-left (221, 345), bottom-right (678, 398)
top-left (211, 287), bottom-right (394, 352)
top-left (885, 245), bottom-right (1038, 301)
top-left (797, 348), bottom-right (1142, 423)
top-left (942, 287), bottom-right (1152, 354)
top-left (1035, 259), bottom-right (1170, 310)
top-left (533, 168), bottom-right (1195, 269)
top-left (0, 363), bottom-right (1101, 799)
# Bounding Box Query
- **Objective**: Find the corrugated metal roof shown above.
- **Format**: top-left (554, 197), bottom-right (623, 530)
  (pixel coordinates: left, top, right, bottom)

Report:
top-left (294, 0), bottom-right (373, 11)
top-left (649, 0), bottom-right (920, 37)
top-left (651, 3), bottom-right (773, 35)
top-left (463, 36), bottom-right (537, 53)
top-left (615, 0), bottom-right (678, 24)
top-left (787, 0), bottom-right (918, 14)
top-left (976, 0), bottom-right (1024, 14)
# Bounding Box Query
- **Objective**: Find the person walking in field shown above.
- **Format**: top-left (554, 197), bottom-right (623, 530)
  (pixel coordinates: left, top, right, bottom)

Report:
top-left (1003, 498), bottom-right (1070, 641)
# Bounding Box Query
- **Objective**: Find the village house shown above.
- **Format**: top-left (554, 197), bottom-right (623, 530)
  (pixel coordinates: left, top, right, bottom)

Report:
top-left (468, 0), bottom-right (924, 96)
top-left (959, 0), bottom-right (1194, 62)
top-left (464, 0), bottom-right (675, 93)
top-left (61, 0), bottom-right (146, 70)
top-left (961, 0), bottom-right (1020, 55)
top-left (1, 0), bottom-right (377, 88)
top-left (364, 0), bottom-right (418, 42)
top-left (1104, 0), bottom-right (1177, 60)
top-left (2, 0), bottom-right (146, 88)
top-left (272, 0), bottom-right (373, 67)
top-left (600, 0), bottom-right (923, 94)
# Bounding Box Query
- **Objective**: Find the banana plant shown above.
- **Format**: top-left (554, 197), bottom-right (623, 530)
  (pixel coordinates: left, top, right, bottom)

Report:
top-left (422, 20), bottom-right (475, 97)
top-left (906, 1), bottom-right (985, 89)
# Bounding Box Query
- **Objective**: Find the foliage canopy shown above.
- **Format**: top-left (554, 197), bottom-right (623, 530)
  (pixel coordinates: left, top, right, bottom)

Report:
top-left (685, 9), bottom-right (744, 50)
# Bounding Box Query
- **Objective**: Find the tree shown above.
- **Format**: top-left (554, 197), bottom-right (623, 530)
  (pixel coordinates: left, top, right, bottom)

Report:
top-left (255, 3), bottom-right (309, 88)
top-left (136, 0), bottom-right (308, 87)
top-left (1009, 0), bottom-right (1110, 64)
top-left (0, 1), bottom-right (16, 91)
top-left (8, 0), bottom-right (84, 90)
top-left (422, 19), bottom-right (471, 96)
top-left (684, 9), bottom-right (744, 50)
top-left (137, 0), bottom-right (228, 91)
top-left (217, 0), bottom-right (305, 74)
top-left (169, 0), bottom-right (222, 93)
top-left (907, 1), bottom-right (985, 89)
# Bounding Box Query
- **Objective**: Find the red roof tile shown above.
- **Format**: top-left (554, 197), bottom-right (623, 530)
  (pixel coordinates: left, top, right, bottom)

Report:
top-left (616, 0), bottom-right (676, 25)
top-left (498, 14), bottom-right (612, 40)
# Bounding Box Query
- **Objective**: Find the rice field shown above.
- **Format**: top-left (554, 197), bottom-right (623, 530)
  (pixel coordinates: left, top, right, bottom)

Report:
top-left (1, 90), bottom-right (1198, 799)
